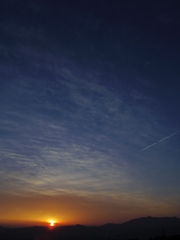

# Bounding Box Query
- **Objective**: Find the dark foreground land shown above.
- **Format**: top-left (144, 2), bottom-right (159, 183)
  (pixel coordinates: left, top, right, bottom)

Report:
top-left (1, 217), bottom-right (180, 240)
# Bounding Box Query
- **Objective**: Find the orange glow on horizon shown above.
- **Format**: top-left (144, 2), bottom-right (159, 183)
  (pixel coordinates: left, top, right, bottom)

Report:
top-left (47, 219), bottom-right (56, 228)
top-left (0, 193), bottom-right (178, 228)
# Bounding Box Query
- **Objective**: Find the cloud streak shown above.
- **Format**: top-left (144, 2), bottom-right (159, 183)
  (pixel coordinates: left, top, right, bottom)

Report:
top-left (140, 130), bottom-right (180, 152)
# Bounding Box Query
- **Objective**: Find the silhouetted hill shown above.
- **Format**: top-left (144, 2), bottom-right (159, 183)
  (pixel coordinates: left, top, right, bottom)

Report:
top-left (0, 217), bottom-right (180, 240)
top-left (121, 216), bottom-right (180, 239)
top-left (100, 217), bottom-right (180, 239)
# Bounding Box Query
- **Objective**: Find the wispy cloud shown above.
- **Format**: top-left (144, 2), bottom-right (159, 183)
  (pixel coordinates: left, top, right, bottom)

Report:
top-left (1, 43), bottom-right (179, 210)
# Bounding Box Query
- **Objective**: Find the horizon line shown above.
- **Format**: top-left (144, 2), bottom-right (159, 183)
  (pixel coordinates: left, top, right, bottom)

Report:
top-left (1, 215), bottom-right (179, 228)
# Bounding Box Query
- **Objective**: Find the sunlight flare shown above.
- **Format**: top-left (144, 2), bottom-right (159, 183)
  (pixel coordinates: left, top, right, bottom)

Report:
top-left (47, 219), bottom-right (56, 227)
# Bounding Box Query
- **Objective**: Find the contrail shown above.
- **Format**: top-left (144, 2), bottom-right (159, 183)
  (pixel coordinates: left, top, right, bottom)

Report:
top-left (140, 130), bottom-right (180, 152)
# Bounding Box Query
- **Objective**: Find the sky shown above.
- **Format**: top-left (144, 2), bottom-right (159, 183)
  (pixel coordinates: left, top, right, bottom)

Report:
top-left (0, 0), bottom-right (180, 227)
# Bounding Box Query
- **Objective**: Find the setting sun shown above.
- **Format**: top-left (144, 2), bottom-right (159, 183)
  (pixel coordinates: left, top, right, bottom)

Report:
top-left (47, 219), bottom-right (56, 227)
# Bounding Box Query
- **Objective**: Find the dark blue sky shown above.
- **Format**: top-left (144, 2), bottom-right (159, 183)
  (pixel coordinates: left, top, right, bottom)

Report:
top-left (0, 0), bottom-right (180, 225)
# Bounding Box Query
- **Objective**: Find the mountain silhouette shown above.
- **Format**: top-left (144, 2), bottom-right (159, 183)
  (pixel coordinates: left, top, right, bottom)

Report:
top-left (0, 217), bottom-right (180, 240)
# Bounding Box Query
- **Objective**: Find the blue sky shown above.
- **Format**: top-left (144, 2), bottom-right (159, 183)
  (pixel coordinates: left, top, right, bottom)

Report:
top-left (0, 0), bottom-right (180, 225)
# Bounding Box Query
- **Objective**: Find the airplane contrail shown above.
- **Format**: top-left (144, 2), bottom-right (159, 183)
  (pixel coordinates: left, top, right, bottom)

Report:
top-left (140, 130), bottom-right (180, 152)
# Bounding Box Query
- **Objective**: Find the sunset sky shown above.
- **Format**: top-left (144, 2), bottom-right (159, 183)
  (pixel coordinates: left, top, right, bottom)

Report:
top-left (0, 0), bottom-right (180, 227)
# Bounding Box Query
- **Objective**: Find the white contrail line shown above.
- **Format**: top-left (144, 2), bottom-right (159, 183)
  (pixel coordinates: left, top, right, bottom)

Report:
top-left (140, 130), bottom-right (180, 152)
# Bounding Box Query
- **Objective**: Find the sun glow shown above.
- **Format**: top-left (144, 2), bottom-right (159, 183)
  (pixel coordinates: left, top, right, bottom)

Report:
top-left (47, 219), bottom-right (56, 227)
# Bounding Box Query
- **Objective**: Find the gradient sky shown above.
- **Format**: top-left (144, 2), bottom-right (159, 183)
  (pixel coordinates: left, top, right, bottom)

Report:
top-left (0, 0), bottom-right (180, 227)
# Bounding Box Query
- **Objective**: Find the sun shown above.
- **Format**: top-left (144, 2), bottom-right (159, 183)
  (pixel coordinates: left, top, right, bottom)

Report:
top-left (47, 219), bottom-right (56, 228)
top-left (50, 221), bottom-right (54, 227)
